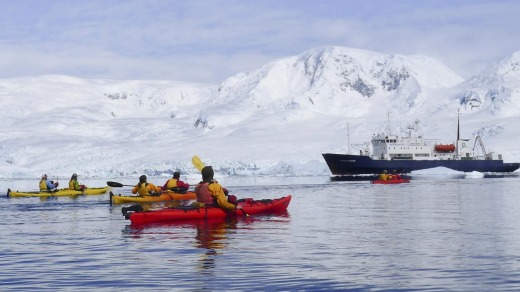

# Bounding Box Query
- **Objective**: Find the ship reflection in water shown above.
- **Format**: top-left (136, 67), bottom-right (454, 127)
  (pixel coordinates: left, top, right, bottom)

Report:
top-left (330, 174), bottom-right (412, 182)
top-left (329, 164), bottom-right (520, 182)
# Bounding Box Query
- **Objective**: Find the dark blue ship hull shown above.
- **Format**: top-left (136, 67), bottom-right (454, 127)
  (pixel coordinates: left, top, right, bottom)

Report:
top-left (322, 153), bottom-right (520, 175)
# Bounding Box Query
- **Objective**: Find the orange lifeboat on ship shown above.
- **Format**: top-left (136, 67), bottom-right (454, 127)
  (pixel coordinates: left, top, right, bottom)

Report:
top-left (435, 144), bottom-right (456, 153)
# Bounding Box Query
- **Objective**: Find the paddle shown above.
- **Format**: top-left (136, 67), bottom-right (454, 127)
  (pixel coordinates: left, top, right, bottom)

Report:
top-left (192, 155), bottom-right (205, 172)
top-left (107, 181), bottom-right (134, 188)
top-left (191, 155), bottom-right (249, 217)
top-left (107, 180), bottom-right (190, 197)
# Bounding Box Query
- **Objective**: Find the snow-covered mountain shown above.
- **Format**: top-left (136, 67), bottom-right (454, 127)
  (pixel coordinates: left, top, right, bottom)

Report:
top-left (196, 47), bottom-right (464, 129)
top-left (458, 51), bottom-right (520, 117)
top-left (1, 46), bottom-right (519, 179)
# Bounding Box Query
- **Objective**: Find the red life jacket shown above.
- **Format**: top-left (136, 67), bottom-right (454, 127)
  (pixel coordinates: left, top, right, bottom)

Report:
top-left (195, 182), bottom-right (215, 205)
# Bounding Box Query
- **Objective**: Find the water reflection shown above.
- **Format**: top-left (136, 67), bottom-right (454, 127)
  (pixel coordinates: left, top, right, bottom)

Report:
top-left (122, 215), bottom-right (264, 273)
top-left (123, 217), bottom-right (238, 274)
top-left (329, 172), bottom-right (520, 182)
top-left (194, 217), bottom-right (237, 272)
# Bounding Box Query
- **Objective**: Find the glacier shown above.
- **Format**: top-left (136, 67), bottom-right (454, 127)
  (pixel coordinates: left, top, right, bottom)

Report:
top-left (1, 46), bottom-right (519, 179)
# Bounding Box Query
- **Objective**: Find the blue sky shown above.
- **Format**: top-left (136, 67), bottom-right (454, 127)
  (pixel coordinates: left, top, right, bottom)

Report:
top-left (1, 0), bottom-right (519, 83)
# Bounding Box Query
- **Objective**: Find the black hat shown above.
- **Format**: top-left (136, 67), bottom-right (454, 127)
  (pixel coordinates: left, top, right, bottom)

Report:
top-left (173, 172), bottom-right (180, 179)
top-left (201, 166), bottom-right (214, 182)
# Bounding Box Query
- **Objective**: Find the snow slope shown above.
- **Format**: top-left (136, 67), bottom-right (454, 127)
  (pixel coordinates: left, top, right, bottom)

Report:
top-left (1, 46), bottom-right (519, 179)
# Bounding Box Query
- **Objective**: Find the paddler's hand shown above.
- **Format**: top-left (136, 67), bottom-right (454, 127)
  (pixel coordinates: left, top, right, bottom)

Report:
top-left (236, 205), bottom-right (243, 210)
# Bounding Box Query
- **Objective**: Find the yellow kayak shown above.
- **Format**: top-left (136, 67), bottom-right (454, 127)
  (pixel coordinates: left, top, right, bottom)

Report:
top-left (110, 191), bottom-right (196, 204)
top-left (7, 187), bottom-right (110, 198)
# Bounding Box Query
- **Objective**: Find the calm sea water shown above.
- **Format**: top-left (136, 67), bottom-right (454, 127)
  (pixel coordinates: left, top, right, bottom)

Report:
top-left (1, 175), bottom-right (520, 291)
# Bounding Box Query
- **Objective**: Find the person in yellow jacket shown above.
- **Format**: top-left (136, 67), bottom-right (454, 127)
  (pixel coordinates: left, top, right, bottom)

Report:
top-left (195, 166), bottom-right (243, 212)
top-left (132, 175), bottom-right (162, 196)
top-left (69, 173), bottom-right (86, 191)
top-left (379, 170), bottom-right (390, 181)
top-left (162, 171), bottom-right (190, 191)
top-left (39, 174), bottom-right (59, 191)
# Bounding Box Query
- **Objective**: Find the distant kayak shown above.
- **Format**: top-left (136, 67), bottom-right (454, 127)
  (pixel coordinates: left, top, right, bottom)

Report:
top-left (125, 195), bottom-right (292, 225)
top-left (370, 179), bottom-right (410, 184)
top-left (110, 191), bottom-right (196, 204)
top-left (7, 187), bottom-right (110, 198)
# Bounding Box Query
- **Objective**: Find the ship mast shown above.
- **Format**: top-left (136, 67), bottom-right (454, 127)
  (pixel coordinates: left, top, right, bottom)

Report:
top-left (386, 110), bottom-right (392, 135)
top-left (347, 123), bottom-right (351, 155)
top-left (456, 109), bottom-right (460, 158)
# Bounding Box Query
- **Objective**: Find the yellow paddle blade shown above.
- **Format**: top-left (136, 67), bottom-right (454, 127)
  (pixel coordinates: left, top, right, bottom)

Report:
top-left (191, 155), bottom-right (205, 172)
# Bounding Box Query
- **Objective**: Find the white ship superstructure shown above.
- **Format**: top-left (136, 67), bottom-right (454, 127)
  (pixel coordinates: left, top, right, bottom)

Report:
top-left (369, 120), bottom-right (499, 161)
top-left (323, 113), bottom-right (518, 175)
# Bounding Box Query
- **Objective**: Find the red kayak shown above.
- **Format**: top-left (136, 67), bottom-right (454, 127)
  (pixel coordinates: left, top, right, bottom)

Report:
top-left (371, 179), bottom-right (410, 184)
top-left (125, 195), bottom-right (292, 225)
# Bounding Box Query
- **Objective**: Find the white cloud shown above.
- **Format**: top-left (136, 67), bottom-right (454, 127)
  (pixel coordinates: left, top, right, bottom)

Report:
top-left (0, 0), bottom-right (519, 82)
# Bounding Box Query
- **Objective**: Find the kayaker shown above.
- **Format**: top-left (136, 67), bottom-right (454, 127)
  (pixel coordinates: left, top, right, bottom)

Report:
top-left (132, 175), bottom-right (162, 196)
top-left (195, 166), bottom-right (243, 212)
top-left (391, 170), bottom-right (402, 180)
top-left (162, 171), bottom-right (190, 192)
top-left (379, 170), bottom-right (389, 181)
top-left (69, 173), bottom-right (86, 191)
top-left (39, 174), bottom-right (59, 191)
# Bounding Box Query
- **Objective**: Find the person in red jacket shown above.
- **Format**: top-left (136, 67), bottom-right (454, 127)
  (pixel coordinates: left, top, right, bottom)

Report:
top-left (162, 172), bottom-right (190, 192)
top-left (390, 170), bottom-right (402, 180)
top-left (195, 166), bottom-right (242, 212)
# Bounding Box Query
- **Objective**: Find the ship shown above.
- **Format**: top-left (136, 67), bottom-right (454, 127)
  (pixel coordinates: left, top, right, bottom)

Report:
top-left (322, 116), bottom-right (520, 176)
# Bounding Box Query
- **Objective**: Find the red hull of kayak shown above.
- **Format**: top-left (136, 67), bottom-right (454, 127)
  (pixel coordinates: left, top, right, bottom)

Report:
top-left (128, 195), bottom-right (292, 225)
top-left (371, 179), bottom-right (410, 184)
